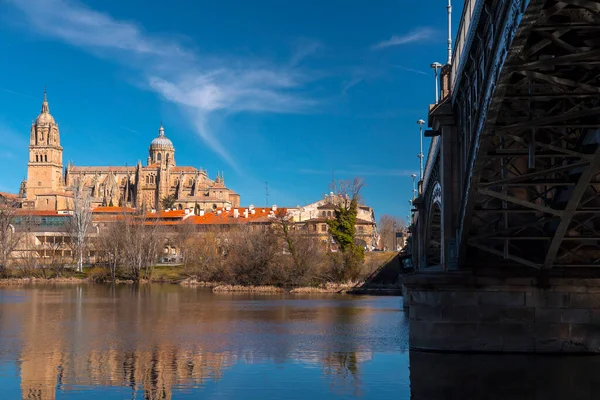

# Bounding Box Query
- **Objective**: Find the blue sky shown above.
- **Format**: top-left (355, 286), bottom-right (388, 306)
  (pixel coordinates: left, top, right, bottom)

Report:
top-left (0, 0), bottom-right (461, 220)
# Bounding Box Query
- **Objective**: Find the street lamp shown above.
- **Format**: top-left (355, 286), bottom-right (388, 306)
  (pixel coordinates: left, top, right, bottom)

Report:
top-left (417, 119), bottom-right (425, 181)
top-left (411, 173), bottom-right (417, 200)
top-left (430, 62), bottom-right (442, 104)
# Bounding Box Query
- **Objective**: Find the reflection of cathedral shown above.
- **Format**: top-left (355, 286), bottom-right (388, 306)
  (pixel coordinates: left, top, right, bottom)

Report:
top-left (24, 91), bottom-right (240, 211)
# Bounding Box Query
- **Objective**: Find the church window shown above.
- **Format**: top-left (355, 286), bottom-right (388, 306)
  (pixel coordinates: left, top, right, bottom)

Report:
top-left (46, 199), bottom-right (49, 205)
top-left (146, 176), bottom-right (150, 184)
top-left (157, 153), bottom-right (162, 161)
top-left (189, 179), bottom-right (193, 186)
top-left (44, 154), bottom-right (48, 162)
top-left (35, 155), bottom-right (39, 162)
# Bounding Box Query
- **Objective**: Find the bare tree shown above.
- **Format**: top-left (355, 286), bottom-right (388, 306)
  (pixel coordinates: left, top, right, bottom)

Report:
top-left (118, 211), bottom-right (162, 281)
top-left (273, 209), bottom-right (325, 286)
top-left (378, 214), bottom-right (406, 251)
top-left (0, 199), bottom-right (24, 273)
top-left (67, 184), bottom-right (93, 272)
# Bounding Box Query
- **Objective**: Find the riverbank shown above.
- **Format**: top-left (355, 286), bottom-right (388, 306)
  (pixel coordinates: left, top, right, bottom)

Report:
top-left (0, 276), bottom-right (381, 294)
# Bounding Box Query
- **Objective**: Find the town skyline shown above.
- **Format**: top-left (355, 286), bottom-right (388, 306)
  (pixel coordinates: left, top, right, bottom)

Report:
top-left (0, 0), bottom-right (461, 217)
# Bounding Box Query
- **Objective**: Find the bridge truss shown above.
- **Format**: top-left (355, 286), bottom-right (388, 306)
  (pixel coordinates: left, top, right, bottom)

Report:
top-left (461, 0), bottom-right (600, 269)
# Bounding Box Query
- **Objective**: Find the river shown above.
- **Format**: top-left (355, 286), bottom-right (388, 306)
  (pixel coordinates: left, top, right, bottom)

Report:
top-left (0, 284), bottom-right (598, 399)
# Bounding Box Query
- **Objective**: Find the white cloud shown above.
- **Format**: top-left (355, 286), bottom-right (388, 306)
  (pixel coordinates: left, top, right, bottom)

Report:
top-left (372, 28), bottom-right (436, 49)
top-left (5, 0), bottom-right (320, 172)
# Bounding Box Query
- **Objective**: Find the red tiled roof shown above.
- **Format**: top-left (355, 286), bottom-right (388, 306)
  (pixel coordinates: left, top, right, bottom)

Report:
top-left (14, 210), bottom-right (63, 216)
top-left (0, 192), bottom-right (19, 199)
top-left (93, 206), bottom-right (136, 214)
top-left (172, 166), bottom-right (198, 173)
top-left (71, 166), bottom-right (136, 173)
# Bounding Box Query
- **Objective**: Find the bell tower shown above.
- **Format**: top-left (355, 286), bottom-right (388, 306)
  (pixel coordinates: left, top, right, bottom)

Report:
top-left (26, 90), bottom-right (64, 201)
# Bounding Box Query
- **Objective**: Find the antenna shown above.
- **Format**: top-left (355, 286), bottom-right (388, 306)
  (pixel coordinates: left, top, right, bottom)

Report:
top-left (265, 181), bottom-right (269, 207)
top-left (447, 0), bottom-right (453, 64)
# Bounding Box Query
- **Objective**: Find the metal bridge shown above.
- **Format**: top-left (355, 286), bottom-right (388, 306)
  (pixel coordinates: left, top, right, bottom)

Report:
top-left (414, 0), bottom-right (600, 272)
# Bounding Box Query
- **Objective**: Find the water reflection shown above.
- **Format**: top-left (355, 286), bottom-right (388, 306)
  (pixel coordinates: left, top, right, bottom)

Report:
top-left (2, 285), bottom-right (599, 399)
top-left (0, 285), bottom-right (406, 399)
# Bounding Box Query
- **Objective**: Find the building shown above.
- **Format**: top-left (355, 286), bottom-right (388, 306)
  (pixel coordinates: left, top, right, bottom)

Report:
top-left (288, 193), bottom-right (378, 250)
top-left (24, 91), bottom-right (240, 211)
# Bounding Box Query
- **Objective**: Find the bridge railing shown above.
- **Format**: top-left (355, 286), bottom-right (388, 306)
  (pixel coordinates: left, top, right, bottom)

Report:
top-left (451, 0), bottom-right (480, 90)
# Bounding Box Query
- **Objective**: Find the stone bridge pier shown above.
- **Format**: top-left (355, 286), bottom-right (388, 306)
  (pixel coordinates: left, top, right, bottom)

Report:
top-left (406, 0), bottom-right (600, 353)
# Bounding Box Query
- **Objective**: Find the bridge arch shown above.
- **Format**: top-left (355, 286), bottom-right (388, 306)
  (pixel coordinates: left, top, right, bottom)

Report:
top-left (425, 182), bottom-right (442, 267)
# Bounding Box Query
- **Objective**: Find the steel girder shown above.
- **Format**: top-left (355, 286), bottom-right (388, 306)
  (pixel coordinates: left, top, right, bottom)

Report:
top-left (459, 0), bottom-right (600, 269)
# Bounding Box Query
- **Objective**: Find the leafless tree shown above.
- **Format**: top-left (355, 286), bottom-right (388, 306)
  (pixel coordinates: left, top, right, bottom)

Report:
top-left (118, 211), bottom-right (162, 281)
top-left (97, 218), bottom-right (126, 280)
top-left (378, 214), bottom-right (406, 251)
top-left (273, 209), bottom-right (325, 286)
top-left (67, 184), bottom-right (93, 272)
top-left (0, 199), bottom-right (24, 273)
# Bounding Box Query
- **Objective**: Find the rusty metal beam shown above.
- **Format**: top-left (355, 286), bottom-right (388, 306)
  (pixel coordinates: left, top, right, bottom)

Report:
top-left (543, 147), bottom-right (600, 268)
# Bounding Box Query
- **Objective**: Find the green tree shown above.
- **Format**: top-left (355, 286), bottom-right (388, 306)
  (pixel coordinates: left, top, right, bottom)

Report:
top-left (326, 177), bottom-right (365, 281)
top-left (161, 194), bottom-right (176, 209)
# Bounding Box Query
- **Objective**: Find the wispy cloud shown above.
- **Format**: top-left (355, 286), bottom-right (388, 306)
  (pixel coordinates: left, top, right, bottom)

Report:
top-left (393, 65), bottom-right (429, 76)
top-left (119, 126), bottom-right (139, 135)
top-left (5, 0), bottom-right (321, 172)
top-left (299, 167), bottom-right (416, 177)
top-left (1, 88), bottom-right (37, 100)
top-left (372, 27), bottom-right (436, 50)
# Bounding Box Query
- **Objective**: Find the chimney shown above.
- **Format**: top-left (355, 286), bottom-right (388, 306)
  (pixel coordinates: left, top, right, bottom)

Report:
top-left (234, 209), bottom-right (239, 218)
top-left (199, 209), bottom-right (205, 216)
top-left (249, 204), bottom-right (255, 211)
top-left (217, 210), bottom-right (222, 215)
top-left (243, 209), bottom-right (249, 218)
top-left (151, 209), bottom-right (156, 213)
top-left (184, 208), bottom-right (190, 214)
top-left (225, 206), bottom-right (231, 211)
top-left (251, 209), bottom-right (256, 215)
top-left (271, 204), bottom-right (277, 212)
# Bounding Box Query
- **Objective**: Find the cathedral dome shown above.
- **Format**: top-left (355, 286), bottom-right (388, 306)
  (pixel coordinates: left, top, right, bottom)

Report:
top-left (35, 91), bottom-right (55, 125)
top-left (150, 124), bottom-right (174, 148)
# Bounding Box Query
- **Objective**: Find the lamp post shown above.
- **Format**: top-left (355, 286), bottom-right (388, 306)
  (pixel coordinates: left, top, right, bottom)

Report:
top-left (411, 173), bottom-right (417, 200)
top-left (430, 62), bottom-right (442, 104)
top-left (417, 119), bottom-right (425, 182)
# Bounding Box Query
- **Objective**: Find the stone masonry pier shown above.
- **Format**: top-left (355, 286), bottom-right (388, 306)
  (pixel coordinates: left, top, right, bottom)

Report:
top-left (404, 273), bottom-right (600, 353)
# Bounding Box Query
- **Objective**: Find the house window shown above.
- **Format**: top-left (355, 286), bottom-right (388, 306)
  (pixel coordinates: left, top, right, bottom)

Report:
top-left (358, 226), bottom-right (364, 233)
top-left (322, 211), bottom-right (326, 217)
top-left (327, 211), bottom-right (332, 217)
top-left (321, 224), bottom-right (327, 232)
top-left (146, 176), bottom-right (150, 184)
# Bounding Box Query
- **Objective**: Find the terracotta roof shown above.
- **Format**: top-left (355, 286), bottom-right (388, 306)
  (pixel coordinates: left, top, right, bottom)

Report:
top-left (93, 206), bottom-right (136, 214)
top-left (172, 166), bottom-right (199, 173)
top-left (0, 192), bottom-right (19, 199)
top-left (14, 210), bottom-right (64, 216)
top-left (71, 166), bottom-right (136, 173)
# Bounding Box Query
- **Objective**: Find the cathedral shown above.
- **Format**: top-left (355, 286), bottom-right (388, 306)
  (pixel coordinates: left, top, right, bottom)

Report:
top-left (23, 91), bottom-right (240, 211)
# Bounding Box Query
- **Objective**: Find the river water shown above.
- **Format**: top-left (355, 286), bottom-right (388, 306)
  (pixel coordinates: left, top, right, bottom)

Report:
top-left (0, 285), bottom-right (598, 399)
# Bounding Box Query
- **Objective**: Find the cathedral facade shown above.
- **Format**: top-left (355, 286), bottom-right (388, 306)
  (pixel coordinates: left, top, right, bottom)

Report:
top-left (24, 92), bottom-right (240, 211)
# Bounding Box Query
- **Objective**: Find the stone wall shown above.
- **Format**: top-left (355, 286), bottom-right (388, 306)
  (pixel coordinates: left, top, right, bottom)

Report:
top-left (404, 273), bottom-right (600, 353)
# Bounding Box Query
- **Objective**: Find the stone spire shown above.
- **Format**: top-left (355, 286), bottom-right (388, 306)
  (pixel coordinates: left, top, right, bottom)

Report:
top-left (41, 88), bottom-right (49, 114)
